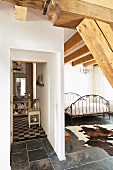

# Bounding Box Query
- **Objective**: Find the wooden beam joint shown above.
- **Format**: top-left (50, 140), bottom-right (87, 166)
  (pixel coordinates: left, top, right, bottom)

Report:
top-left (43, 0), bottom-right (51, 15)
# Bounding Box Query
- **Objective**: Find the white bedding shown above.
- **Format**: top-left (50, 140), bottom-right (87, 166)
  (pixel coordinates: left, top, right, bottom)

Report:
top-left (65, 100), bottom-right (108, 116)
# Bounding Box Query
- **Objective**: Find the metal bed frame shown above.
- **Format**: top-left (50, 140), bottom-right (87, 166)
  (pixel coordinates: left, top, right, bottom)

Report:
top-left (64, 92), bottom-right (81, 101)
top-left (65, 94), bottom-right (110, 124)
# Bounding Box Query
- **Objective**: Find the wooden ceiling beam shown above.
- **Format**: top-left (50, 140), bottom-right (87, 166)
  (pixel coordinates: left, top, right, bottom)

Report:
top-left (83, 59), bottom-right (97, 67)
top-left (53, 11), bottom-right (84, 29)
top-left (15, 5), bottom-right (27, 21)
top-left (72, 54), bottom-right (93, 66)
top-left (46, 0), bottom-right (113, 29)
top-left (64, 31), bottom-right (85, 55)
top-left (4, 0), bottom-right (45, 10)
top-left (64, 45), bottom-right (90, 64)
top-left (77, 18), bottom-right (113, 87)
top-left (80, 0), bottom-right (113, 9)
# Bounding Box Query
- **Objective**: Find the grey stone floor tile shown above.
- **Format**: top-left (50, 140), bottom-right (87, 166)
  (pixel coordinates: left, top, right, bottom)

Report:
top-left (68, 162), bottom-right (104, 170)
top-left (11, 141), bottom-right (26, 153)
top-left (41, 138), bottom-right (52, 149)
top-left (28, 148), bottom-right (48, 162)
top-left (26, 139), bottom-right (43, 150)
top-left (84, 147), bottom-right (110, 161)
top-left (65, 140), bottom-right (86, 154)
top-left (11, 163), bottom-right (29, 170)
top-left (49, 152), bottom-right (63, 170)
top-left (61, 150), bottom-right (93, 169)
top-left (11, 149), bottom-right (28, 166)
top-left (30, 158), bottom-right (54, 170)
top-left (97, 157), bottom-right (113, 170)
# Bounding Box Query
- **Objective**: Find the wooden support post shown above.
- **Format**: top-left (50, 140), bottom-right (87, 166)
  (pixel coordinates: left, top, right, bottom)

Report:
top-left (77, 18), bottom-right (113, 87)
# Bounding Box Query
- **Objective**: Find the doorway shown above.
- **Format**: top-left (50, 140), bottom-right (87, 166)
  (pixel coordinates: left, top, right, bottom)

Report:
top-left (12, 61), bottom-right (47, 142)
top-left (10, 48), bottom-right (65, 160)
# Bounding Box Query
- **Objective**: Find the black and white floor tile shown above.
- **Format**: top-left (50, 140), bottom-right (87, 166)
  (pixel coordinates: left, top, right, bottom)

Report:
top-left (13, 116), bottom-right (47, 142)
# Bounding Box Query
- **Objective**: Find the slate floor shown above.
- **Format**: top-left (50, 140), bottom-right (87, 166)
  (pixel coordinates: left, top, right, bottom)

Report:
top-left (11, 115), bottom-right (113, 170)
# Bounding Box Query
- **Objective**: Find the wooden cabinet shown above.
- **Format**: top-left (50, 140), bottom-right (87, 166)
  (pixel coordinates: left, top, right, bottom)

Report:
top-left (13, 99), bottom-right (31, 116)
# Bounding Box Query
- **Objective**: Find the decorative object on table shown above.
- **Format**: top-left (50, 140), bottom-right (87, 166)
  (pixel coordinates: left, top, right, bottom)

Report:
top-left (36, 74), bottom-right (44, 87)
top-left (33, 98), bottom-right (40, 110)
top-left (13, 61), bottom-right (23, 71)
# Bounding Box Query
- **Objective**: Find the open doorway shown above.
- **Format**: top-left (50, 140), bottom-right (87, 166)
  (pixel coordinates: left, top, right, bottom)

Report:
top-left (12, 61), bottom-right (47, 142)
top-left (10, 48), bottom-right (65, 162)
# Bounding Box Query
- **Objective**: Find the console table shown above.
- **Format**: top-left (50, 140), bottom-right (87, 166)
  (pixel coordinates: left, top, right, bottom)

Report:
top-left (13, 99), bottom-right (31, 116)
top-left (28, 110), bottom-right (40, 128)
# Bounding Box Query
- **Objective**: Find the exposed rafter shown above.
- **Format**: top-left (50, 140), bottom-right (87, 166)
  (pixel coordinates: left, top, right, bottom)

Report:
top-left (64, 46), bottom-right (90, 64)
top-left (80, 0), bottom-right (113, 9)
top-left (72, 54), bottom-right (93, 67)
top-left (77, 18), bottom-right (113, 87)
top-left (4, 0), bottom-right (45, 10)
top-left (64, 31), bottom-right (85, 55)
top-left (83, 59), bottom-right (97, 67)
top-left (15, 5), bottom-right (27, 21)
top-left (45, 0), bottom-right (113, 29)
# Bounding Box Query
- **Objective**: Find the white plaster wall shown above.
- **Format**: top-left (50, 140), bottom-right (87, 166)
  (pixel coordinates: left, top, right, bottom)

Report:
top-left (36, 64), bottom-right (49, 137)
top-left (93, 66), bottom-right (113, 112)
top-left (64, 64), bottom-right (94, 95)
top-left (0, 2), bottom-right (64, 169)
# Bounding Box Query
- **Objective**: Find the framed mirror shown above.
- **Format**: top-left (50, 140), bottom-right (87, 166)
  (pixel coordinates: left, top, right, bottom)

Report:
top-left (16, 78), bottom-right (26, 96)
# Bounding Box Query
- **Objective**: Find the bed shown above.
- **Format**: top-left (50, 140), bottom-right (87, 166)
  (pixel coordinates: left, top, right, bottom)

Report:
top-left (64, 92), bottom-right (81, 110)
top-left (64, 93), bottom-right (110, 124)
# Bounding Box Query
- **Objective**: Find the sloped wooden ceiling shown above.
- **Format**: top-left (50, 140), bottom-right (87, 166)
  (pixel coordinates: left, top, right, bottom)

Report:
top-left (43, 0), bottom-right (113, 88)
top-left (64, 31), bottom-right (94, 66)
top-left (2, 0), bottom-right (113, 87)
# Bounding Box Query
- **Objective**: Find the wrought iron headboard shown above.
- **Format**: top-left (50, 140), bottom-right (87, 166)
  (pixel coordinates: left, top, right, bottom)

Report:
top-left (64, 92), bottom-right (81, 101)
top-left (71, 94), bottom-right (110, 115)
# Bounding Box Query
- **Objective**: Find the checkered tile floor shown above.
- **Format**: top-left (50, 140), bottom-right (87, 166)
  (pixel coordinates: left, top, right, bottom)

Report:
top-left (13, 116), bottom-right (47, 142)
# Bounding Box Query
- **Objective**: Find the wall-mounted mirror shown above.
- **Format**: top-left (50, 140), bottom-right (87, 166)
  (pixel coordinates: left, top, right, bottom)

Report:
top-left (16, 78), bottom-right (26, 96)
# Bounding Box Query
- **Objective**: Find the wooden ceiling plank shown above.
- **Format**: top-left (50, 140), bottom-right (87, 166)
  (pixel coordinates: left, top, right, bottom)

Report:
top-left (83, 59), bottom-right (97, 67)
top-left (72, 54), bottom-right (93, 66)
top-left (46, 0), bottom-right (113, 29)
top-left (64, 45), bottom-right (90, 64)
top-left (77, 18), bottom-right (113, 87)
top-left (15, 5), bottom-right (27, 21)
top-left (64, 31), bottom-right (84, 55)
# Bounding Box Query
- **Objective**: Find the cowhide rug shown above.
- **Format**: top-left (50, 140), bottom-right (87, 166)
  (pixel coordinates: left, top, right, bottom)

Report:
top-left (66, 125), bottom-right (113, 156)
